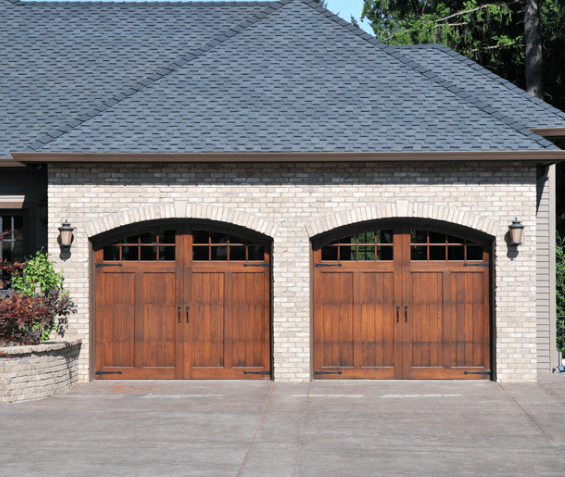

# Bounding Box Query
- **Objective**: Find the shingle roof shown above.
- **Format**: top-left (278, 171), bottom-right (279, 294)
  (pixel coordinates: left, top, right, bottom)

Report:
top-left (1, 0), bottom-right (563, 157)
top-left (0, 0), bottom-right (275, 157)
top-left (390, 44), bottom-right (565, 129)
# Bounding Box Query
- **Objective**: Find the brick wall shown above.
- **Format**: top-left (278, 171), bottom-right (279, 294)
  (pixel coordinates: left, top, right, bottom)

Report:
top-left (0, 339), bottom-right (81, 403)
top-left (48, 161), bottom-right (538, 382)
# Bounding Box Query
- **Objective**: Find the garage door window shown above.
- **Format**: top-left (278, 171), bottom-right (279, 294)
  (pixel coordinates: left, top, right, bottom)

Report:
top-left (103, 230), bottom-right (176, 261)
top-left (410, 229), bottom-right (483, 261)
top-left (192, 230), bottom-right (266, 262)
top-left (321, 230), bottom-right (394, 261)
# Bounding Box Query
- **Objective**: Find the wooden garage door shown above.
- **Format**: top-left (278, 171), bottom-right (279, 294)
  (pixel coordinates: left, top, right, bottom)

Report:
top-left (95, 224), bottom-right (271, 379)
top-left (313, 224), bottom-right (491, 379)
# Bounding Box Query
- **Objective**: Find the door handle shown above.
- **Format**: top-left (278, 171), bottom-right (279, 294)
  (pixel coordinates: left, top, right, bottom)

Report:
top-left (177, 306), bottom-right (181, 323)
top-left (396, 306), bottom-right (400, 323)
top-left (186, 306), bottom-right (190, 323)
top-left (405, 305), bottom-right (408, 322)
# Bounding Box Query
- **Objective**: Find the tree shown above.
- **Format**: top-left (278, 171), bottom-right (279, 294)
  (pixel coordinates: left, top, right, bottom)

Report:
top-left (525, 0), bottom-right (543, 97)
top-left (361, 0), bottom-right (565, 112)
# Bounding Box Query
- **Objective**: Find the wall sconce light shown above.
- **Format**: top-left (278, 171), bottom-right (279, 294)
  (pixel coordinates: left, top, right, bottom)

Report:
top-left (509, 218), bottom-right (524, 246)
top-left (58, 220), bottom-right (75, 251)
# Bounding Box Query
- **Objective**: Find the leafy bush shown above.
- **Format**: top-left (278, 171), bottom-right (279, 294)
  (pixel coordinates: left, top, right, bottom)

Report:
top-left (0, 251), bottom-right (76, 346)
top-left (12, 251), bottom-right (65, 297)
top-left (0, 289), bottom-right (76, 346)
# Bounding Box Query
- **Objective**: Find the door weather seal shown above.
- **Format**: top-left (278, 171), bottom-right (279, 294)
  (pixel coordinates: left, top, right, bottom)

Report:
top-left (463, 369), bottom-right (491, 375)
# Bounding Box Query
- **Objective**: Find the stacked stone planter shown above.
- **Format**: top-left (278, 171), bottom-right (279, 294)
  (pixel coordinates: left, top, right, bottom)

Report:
top-left (0, 338), bottom-right (81, 403)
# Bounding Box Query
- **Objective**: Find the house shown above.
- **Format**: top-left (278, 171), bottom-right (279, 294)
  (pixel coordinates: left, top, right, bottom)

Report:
top-left (1, 0), bottom-right (565, 383)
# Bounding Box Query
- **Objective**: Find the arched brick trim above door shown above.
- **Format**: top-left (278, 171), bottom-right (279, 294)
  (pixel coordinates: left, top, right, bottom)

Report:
top-left (83, 202), bottom-right (279, 239)
top-left (304, 201), bottom-right (499, 238)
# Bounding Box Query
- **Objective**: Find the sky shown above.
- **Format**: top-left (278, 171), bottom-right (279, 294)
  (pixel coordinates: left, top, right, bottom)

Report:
top-left (57, 0), bottom-right (374, 35)
top-left (323, 0), bottom-right (373, 34)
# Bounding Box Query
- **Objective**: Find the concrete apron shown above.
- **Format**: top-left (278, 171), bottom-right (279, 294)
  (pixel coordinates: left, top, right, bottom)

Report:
top-left (1, 376), bottom-right (565, 477)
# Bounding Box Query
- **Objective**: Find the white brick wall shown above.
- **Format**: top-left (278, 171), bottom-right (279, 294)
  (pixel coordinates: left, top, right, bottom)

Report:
top-left (48, 161), bottom-right (538, 383)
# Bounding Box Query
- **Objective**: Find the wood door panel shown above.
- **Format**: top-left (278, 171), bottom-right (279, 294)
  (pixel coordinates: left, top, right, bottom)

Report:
top-left (314, 271), bottom-right (354, 370)
top-left (358, 271), bottom-right (395, 370)
top-left (191, 272), bottom-right (225, 369)
top-left (96, 270), bottom-right (177, 375)
top-left (451, 271), bottom-right (489, 369)
top-left (138, 272), bottom-right (176, 369)
top-left (96, 272), bottom-right (136, 370)
top-left (314, 269), bottom-right (398, 378)
top-left (228, 271), bottom-right (269, 369)
top-left (408, 272), bottom-right (444, 369)
top-left (190, 268), bottom-right (270, 378)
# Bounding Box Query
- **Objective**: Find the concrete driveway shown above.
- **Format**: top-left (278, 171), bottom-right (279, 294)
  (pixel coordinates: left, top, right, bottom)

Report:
top-left (1, 375), bottom-right (565, 476)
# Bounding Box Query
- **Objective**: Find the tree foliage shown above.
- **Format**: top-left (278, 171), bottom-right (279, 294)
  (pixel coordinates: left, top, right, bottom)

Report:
top-left (361, 0), bottom-right (565, 112)
top-left (540, 0), bottom-right (565, 110)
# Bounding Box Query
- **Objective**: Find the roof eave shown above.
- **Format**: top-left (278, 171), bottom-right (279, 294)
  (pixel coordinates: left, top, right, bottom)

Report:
top-left (10, 150), bottom-right (565, 166)
top-left (531, 127), bottom-right (565, 137)
top-left (0, 157), bottom-right (26, 167)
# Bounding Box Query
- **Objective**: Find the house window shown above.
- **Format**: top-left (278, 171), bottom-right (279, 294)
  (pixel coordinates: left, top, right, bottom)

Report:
top-left (0, 213), bottom-right (25, 262)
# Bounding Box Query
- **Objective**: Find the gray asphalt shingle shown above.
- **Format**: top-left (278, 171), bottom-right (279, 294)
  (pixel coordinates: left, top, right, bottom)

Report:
top-left (391, 44), bottom-right (565, 129)
top-left (0, 0), bottom-right (275, 157)
top-left (1, 0), bottom-right (563, 157)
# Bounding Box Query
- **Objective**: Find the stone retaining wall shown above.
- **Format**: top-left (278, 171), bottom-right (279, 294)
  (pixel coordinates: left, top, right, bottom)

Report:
top-left (0, 338), bottom-right (82, 403)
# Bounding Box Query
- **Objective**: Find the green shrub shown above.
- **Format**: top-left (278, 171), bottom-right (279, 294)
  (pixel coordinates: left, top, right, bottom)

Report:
top-left (1, 251), bottom-right (75, 345)
top-left (12, 251), bottom-right (65, 297)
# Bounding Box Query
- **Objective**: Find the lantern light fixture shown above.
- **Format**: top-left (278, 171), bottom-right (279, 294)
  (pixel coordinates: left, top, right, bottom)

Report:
top-left (509, 218), bottom-right (524, 246)
top-left (58, 220), bottom-right (75, 251)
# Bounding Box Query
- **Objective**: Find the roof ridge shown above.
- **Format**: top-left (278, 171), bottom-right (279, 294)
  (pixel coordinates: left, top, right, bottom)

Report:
top-left (391, 44), bottom-right (565, 122)
top-left (24, 0), bottom-right (289, 152)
